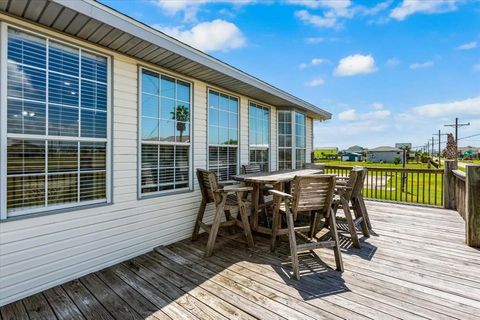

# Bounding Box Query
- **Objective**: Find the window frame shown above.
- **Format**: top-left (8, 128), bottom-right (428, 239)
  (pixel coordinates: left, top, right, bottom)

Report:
top-left (277, 109), bottom-right (306, 170)
top-left (0, 22), bottom-right (112, 220)
top-left (206, 87), bottom-right (240, 181)
top-left (248, 100), bottom-right (271, 172)
top-left (137, 66), bottom-right (194, 198)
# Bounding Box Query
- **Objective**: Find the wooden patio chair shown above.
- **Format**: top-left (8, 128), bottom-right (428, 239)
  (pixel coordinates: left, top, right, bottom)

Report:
top-left (241, 164), bottom-right (262, 174)
top-left (332, 167), bottom-right (370, 248)
top-left (192, 169), bottom-right (255, 257)
top-left (269, 174), bottom-right (343, 280)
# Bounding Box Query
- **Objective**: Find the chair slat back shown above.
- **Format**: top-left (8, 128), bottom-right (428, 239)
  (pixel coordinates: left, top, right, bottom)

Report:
top-left (196, 169), bottom-right (220, 203)
top-left (343, 168), bottom-right (361, 200)
top-left (291, 174), bottom-right (336, 217)
top-left (242, 164), bottom-right (262, 174)
top-left (352, 167), bottom-right (367, 200)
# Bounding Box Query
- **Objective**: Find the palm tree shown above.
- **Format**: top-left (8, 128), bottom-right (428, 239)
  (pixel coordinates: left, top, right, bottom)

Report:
top-left (171, 105), bottom-right (190, 142)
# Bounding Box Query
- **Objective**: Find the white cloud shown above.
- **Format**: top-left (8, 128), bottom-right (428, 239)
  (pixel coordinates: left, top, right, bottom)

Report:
top-left (474, 64), bottom-right (480, 72)
top-left (412, 97), bottom-right (480, 118)
top-left (390, 0), bottom-right (462, 21)
top-left (295, 9), bottom-right (338, 28)
top-left (456, 41), bottom-right (478, 50)
top-left (155, 19), bottom-right (246, 52)
top-left (305, 37), bottom-right (325, 44)
top-left (372, 102), bottom-right (385, 110)
top-left (152, 0), bottom-right (254, 21)
top-left (306, 77), bottom-right (325, 87)
top-left (409, 61), bottom-right (434, 69)
top-left (334, 54), bottom-right (378, 77)
top-left (338, 109), bottom-right (357, 121)
top-left (299, 57), bottom-right (328, 69)
top-left (385, 57), bottom-right (400, 67)
top-left (338, 108), bottom-right (391, 121)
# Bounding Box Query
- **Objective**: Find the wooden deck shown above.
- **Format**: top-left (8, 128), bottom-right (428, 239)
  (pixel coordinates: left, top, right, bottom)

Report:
top-left (2, 201), bottom-right (480, 320)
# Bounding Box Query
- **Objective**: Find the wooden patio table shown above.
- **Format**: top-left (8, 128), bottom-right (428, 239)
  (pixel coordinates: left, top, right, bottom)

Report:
top-left (233, 169), bottom-right (323, 238)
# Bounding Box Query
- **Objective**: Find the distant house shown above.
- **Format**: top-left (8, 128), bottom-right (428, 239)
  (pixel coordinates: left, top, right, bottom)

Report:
top-left (341, 151), bottom-right (363, 162)
top-left (346, 145), bottom-right (365, 154)
top-left (367, 146), bottom-right (403, 163)
top-left (458, 146), bottom-right (480, 159)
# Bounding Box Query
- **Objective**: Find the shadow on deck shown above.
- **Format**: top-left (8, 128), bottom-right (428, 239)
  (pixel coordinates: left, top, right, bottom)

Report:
top-left (2, 201), bottom-right (480, 320)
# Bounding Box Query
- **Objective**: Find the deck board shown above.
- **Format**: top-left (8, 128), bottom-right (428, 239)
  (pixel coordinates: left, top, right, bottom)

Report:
top-left (1, 201), bottom-right (479, 320)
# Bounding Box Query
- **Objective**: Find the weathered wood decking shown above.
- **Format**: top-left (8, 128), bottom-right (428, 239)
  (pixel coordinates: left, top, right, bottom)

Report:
top-left (2, 201), bottom-right (480, 320)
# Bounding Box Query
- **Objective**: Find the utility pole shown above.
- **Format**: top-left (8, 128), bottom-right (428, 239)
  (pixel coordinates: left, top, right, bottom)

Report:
top-left (444, 117), bottom-right (470, 159)
top-left (427, 141), bottom-right (430, 156)
top-left (431, 137), bottom-right (434, 156)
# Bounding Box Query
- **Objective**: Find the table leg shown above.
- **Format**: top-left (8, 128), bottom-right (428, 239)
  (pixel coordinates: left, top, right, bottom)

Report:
top-left (251, 183), bottom-right (260, 231)
top-left (270, 182), bottom-right (282, 252)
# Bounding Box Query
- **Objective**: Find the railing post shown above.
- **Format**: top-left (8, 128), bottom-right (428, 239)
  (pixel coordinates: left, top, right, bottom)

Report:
top-left (466, 165), bottom-right (480, 247)
top-left (443, 160), bottom-right (457, 209)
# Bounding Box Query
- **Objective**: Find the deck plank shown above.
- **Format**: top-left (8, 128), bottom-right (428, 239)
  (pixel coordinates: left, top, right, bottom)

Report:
top-left (1, 201), bottom-right (479, 320)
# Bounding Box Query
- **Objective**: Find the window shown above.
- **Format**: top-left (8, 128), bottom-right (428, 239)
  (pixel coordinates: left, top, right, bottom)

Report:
top-left (140, 68), bottom-right (191, 195)
top-left (278, 110), bottom-right (306, 170)
top-left (278, 110), bottom-right (292, 170)
top-left (2, 27), bottom-right (109, 217)
top-left (249, 102), bottom-right (269, 171)
top-left (208, 90), bottom-right (238, 181)
top-left (295, 112), bottom-right (306, 169)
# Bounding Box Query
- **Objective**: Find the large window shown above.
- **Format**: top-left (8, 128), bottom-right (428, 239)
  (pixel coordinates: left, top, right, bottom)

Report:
top-left (140, 68), bottom-right (191, 195)
top-left (295, 112), bottom-right (306, 169)
top-left (208, 90), bottom-right (238, 181)
top-left (278, 110), bottom-right (306, 170)
top-left (249, 102), bottom-right (269, 171)
top-left (2, 27), bottom-right (109, 217)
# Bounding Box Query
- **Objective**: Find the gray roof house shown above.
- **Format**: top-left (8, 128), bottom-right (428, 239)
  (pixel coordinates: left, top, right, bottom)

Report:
top-left (0, 0), bottom-right (331, 306)
top-left (367, 146), bottom-right (404, 163)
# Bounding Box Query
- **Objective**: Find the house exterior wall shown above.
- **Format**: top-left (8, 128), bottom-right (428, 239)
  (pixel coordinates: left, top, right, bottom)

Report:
top-left (0, 14), bottom-right (315, 305)
top-left (367, 151), bottom-right (403, 163)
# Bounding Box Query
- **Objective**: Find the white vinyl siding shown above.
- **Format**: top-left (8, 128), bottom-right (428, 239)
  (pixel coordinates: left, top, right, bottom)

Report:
top-left (1, 25), bottom-right (110, 218)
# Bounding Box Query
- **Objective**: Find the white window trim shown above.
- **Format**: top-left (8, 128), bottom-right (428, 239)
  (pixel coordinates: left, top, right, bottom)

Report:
top-left (277, 109), bottom-right (306, 170)
top-left (0, 22), bottom-right (112, 220)
top-left (206, 87), bottom-right (240, 180)
top-left (137, 66), bottom-right (194, 198)
top-left (248, 100), bottom-right (271, 171)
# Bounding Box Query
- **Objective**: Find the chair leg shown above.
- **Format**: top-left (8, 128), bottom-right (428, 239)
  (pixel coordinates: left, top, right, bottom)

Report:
top-left (358, 194), bottom-right (372, 229)
top-left (328, 208), bottom-right (344, 272)
top-left (310, 211), bottom-right (320, 238)
top-left (353, 199), bottom-right (369, 237)
top-left (205, 195), bottom-right (227, 257)
top-left (192, 200), bottom-right (206, 241)
top-left (285, 207), bottom-right (300, 280)
top-left (341, 197), bottom-right (361, 249)
top-left (270, 205), bottom-right (281, 252)
top-left (237, 192), bottom-right (254, 248)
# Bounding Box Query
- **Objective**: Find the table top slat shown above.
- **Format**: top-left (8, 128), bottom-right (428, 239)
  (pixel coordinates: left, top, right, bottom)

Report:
top-left (233, 169), bottom-right (324, 184)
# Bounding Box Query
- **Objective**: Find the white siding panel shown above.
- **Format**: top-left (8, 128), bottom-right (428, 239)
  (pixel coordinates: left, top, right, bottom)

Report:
top-left (306, 116), bottom-right (313, 163)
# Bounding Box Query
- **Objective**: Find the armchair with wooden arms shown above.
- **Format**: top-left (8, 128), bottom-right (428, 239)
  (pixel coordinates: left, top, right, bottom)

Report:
top-left (269, 174), bottom-right (343, 280)
top-left (192, 169), bottom-right (254, 257)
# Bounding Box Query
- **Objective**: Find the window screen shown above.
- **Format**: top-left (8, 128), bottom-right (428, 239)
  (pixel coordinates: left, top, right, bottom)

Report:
top-left (140, 69), bottom-right (191, 195)
top-left (5, 28), bottom-right (108, 215)
top-left (249, 102), bottom-right (269, 171)
top-left (208, 90), bottom-right (238, 181)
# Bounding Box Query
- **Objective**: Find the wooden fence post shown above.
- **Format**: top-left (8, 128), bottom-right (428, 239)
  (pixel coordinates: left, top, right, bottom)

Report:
top-left (466, 165), bottom-right (480, 247)
top-left (443, 160), bottom-right (457, 209)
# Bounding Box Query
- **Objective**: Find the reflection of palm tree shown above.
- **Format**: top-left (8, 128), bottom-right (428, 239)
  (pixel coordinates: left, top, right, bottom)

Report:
top-left (171, 105), bottom-right (189, 142)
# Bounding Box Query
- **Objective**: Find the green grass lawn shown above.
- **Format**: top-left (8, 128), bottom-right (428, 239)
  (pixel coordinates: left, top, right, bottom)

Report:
top-left (318, 160), bottom-right (444, 206)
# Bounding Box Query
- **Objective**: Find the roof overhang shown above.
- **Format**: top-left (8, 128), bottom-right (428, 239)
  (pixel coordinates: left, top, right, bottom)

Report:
top-left (0, 0), bottom-right (331, 120)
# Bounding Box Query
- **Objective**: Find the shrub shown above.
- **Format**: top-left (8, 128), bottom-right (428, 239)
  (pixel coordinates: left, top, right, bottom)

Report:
top-left (393, 157), bottom-right (401, 165)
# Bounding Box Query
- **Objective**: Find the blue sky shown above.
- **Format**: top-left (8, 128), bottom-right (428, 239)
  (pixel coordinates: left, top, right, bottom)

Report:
top-left (101, 0), bottom-right (480, 150)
